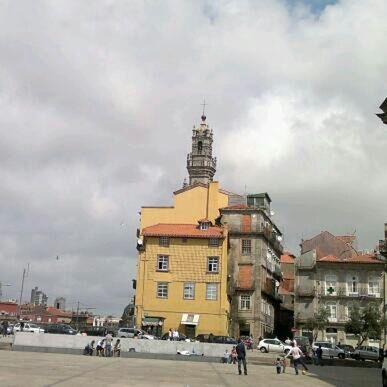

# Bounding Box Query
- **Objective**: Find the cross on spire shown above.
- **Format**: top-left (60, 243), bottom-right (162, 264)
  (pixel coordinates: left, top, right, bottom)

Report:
top-left (200, 99), bottom-right (207, 122)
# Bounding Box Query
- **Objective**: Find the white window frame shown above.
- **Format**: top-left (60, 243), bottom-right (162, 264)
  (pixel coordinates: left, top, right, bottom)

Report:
top-left (347, 274), bottom-right (358, 295)
top-left (159, 236), bottom-right (170, 247)
top-left (239, 295), bottom-right (251, 310)
top-left (325, 274), bottom-right (337, 296)
top-left (326, 302), bottom-right (337, 322)
top-left (157, 255), bottom-right (169, 271)
top-left (368, 275), bottom-right (380, 296)
top-left (207, 257), bottom-right (219, 273)
top-left (157, 282), bottom-right (168, 299)
top-left (241, 239), bottom-right (252, 255)
top-left (200, 222), bottom-right (209, 230)
top-left (183, 283), bottom-right (195, 300)
top-left (206, 283), bottom-right (217, 300)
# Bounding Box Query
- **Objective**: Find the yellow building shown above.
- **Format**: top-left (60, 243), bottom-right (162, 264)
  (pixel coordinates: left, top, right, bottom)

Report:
top-left (135, 220), bottom-right (229, 337)
top-left (134, 115), bottom-right (244, 337)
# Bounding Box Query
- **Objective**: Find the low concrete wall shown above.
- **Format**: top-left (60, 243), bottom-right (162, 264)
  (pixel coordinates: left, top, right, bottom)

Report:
top-left (13, 333), bottom-right (232, 357)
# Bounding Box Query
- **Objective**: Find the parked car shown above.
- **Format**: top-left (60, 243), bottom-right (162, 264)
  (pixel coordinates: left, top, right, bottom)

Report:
top-left (312, 341), bottom-right (345, 359)
top-left (352, 346), bottom-right (381, 362)
top-left (195, 334), bottom-right (236, 344)
top-left (13, 323), bottom-right (44, 333)
top-left (294, 336), bottom-right (312, 358)
top-left (338, 344), bottom-right (355, 358)
top-left (82, 326), bottom-right (112, 337)
top-left (117, 328), bottom-right (155, 340)
top-left (258, 338), bottom-right (292, 354)
top-left (45, 324), bottom-right (77, 335)
top-left (382, 350), bottom-right (387, 386)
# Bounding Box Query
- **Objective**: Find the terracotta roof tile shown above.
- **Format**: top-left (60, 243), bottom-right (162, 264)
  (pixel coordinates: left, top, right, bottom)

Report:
top-left (142, 223), bottom-right (224, 239)
top-left (281, 254), bottom-right (295, 263)
top-left (318, 254), bottom-right (382, 264)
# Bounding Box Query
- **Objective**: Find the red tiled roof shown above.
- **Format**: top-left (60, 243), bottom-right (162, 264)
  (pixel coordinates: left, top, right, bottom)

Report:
top-left (281, 254), bottom-right (295, 264)
top-left (142, 224), bottom-right (224, 238)
top-left (318, 254), bottom-right (382, 264)
top-left (46, 307), bottom-right (72, 317)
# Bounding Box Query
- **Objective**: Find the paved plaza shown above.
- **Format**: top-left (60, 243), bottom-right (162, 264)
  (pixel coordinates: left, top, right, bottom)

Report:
top-left (0, 351), bottom-right (380, 387)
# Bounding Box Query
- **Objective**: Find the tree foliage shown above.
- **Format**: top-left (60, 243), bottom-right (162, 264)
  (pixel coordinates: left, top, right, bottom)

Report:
top-left (303, 305), bottom-right (330, 340)
top-left (345, 302), bottom-right (385, 345)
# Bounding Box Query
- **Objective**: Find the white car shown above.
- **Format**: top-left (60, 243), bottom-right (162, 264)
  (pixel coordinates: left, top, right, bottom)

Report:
top-left (13, 323), bottom-right (44, 333)
top-left (312, 341), bottom-right (345, 359)
top-left (258, 338), bottom-right (292, 354)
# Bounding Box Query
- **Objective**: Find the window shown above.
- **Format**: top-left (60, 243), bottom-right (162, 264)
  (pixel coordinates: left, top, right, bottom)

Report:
top-left (208, 238), bottom-right (219, 247)
top-left (157, 282), bottom-right (168, 298)
top-left (239, 295), bottom-right (251, 310)
top-left (198, 141), bottom-right (203, 154)
top-left (159, 236), bottom-right (170, 247)
top-left (325, 274), bottom-right (337, 296)
top-left (368, 275), bottom-right (380, 295)
top-left (241, 239), bottom-right (251, 255)
top-left (157, 255), bottom-right (169, 271)
top-left (200, 222), bottom-right (209, 230)
top-left (326, 302), bottom-right (337, 321)
top-left (207, 257), bottom-right (219, 273)
top-left (183, 283), bottom-right (195, 300)
top-left (206, 283), bottom-right (217, 300)
top-left (347, 275), bottom-right (358, 294)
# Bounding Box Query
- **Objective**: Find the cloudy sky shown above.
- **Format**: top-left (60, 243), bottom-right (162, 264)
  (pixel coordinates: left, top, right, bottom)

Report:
top-left (1, 0), bottom-right (386, 315)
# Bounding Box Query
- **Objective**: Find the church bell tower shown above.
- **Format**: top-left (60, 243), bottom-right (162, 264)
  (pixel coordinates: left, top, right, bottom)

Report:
top-left (186, 112), bottom-right (217, 185)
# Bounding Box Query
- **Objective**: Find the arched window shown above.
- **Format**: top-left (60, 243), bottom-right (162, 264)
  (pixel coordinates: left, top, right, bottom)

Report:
top-left (347, 274), bottom-right (358, 295)
top-left (197, 141), bottom-right (203, 154)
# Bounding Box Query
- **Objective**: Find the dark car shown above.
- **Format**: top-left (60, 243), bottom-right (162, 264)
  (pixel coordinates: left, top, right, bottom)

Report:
top-left (82, 326), bottom-right (113, 337)
top-left (45, 324), bottom-right (77, 335)
top-left (161, 332), bottom-right (188, 341)
top-left (338, 344), bottom-right (355, 358)
top-left (195, 334), bottom-right (236, 344)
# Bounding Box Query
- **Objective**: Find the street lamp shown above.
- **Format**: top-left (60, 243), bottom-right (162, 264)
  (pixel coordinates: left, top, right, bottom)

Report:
top-left (377, 98), bottom-right (387, 124)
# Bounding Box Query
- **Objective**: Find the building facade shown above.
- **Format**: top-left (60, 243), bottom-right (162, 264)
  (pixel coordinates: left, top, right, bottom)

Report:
top-left (295, 231), bottom-right (384, 345)
top-left (30, 287), bottom-right (48, 306)
top-left (220, 193), bottom-right (283, 339)
top-left (135, 220), bottom-right (229, 337)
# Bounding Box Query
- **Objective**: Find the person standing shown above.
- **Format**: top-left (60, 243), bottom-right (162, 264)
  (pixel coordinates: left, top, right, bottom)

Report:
top-left (113, 339), bottom-right (121, 357)
top-left (285, 342), bottom-right (308, 375)
top-left (236, 338), bottom-right (247, 375)
top-left (173, 329), bottom-right (179, 341)
top-left (315, 345), bottom-right (323, 366)
top-left (168, 328), bottom-right (173, 341)
top-left (105, 333), bottom-right (113, 357)
top-left (285, 337), bottom-right (292, 345)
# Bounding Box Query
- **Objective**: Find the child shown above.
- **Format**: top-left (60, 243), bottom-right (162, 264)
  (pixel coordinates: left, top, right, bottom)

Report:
top-left (281, 355), bottom-right (287, 373)
top-left (222, 349), bottom-right (229, 364)
top-left (113, 339), bottom-right (121, 357)
top-left (275, 357), bottom-right (282, 374)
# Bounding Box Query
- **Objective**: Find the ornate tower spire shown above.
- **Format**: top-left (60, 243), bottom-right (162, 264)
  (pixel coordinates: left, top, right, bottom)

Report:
top-left (186, 109), bottom-right (217, 185)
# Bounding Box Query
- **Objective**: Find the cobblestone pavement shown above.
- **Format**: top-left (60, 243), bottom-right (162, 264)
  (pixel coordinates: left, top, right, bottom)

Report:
top-left (0, 351), bottom-right (380, 387)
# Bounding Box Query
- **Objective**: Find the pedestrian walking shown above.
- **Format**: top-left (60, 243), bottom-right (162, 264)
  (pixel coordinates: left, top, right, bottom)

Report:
top-left (113, 339), bottom-right (121, 357)
top-left (281, 355), bottom-right (288, 373)
top-left (285, 342), bottom-right (308, 375)
top-left (105, 333), bottom-right (113, 357)
top-left (236, 338), bottom-right (247, 375)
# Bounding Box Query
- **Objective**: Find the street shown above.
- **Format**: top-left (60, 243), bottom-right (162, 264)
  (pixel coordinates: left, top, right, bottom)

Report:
top-left (0, 351), bottom-right (380, 387)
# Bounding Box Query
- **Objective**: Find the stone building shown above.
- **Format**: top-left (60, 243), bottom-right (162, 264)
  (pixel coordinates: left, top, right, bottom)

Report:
top-left (220, 193), bottom-right (283, 339)
top-left (295, 231), bottom-right (384, 345)
top-left (30, 286), bottom-right (48, 306)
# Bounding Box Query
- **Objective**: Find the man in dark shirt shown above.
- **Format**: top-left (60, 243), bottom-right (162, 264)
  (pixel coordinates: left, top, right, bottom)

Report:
top-left (236, 338), bottom-right (247, 375)
top-left (315, 345), bottom-right (323, 366)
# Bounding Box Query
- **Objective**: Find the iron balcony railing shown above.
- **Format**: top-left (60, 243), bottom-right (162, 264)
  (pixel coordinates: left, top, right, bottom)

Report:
top-left (317, 286), bottom-right (382, 299)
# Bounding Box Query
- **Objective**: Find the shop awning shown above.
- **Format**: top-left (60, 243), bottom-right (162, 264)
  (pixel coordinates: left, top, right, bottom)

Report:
top-left (181, 314), bottom-right (200, 326)
top-left (142, 316), bottom-right (164, 326)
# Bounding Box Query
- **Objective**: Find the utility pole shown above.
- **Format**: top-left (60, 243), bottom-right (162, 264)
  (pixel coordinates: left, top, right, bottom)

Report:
top-left (76, 300), bottom-right (80, 331)
top-left (17, 268), bottom-right (26, 320)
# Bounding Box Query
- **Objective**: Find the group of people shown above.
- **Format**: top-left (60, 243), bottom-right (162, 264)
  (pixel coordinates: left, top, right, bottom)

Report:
top-left (221, 339), bottom-right (248, 375)
top-left (167, 329), bottom-right (180, 341)
top-left (84, 333), bottom-right (121, 357)
top-left (279, 341), bottom-right (309, 375)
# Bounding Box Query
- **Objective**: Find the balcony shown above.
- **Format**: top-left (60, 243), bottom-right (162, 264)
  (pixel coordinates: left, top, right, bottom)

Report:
top-left (296, 285), bottom-right (316, 297)
top-left (261, 278), bottom-right (281, 301)
top-left (317, 286), bottom-right (382, 299)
